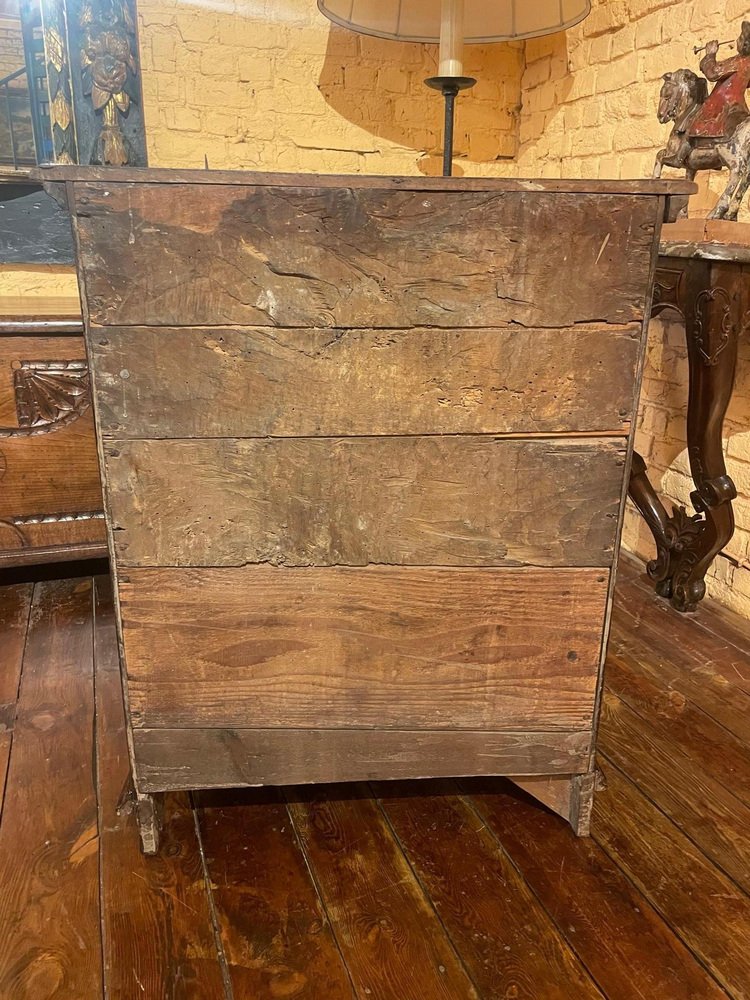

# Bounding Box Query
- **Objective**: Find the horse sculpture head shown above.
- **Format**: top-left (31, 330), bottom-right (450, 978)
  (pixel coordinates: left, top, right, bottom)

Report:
top-left (658, 69), bottom-right (708, 123)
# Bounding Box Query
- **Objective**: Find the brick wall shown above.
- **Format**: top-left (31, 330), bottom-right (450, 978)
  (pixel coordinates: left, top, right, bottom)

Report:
top-left (0, 15), bottom-right (24, 84)
top-left (508, 0), bottom-right (750, 616)
top-left (137, 0), bottom-right (522, 175)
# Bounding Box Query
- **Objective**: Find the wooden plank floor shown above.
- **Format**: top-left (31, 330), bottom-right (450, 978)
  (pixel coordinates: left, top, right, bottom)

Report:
top-left (0, 557), bottom-right (748, 999)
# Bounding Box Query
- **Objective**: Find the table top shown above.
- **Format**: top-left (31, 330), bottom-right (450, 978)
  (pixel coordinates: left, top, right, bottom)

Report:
top-left (31, 164), bottom-right (697, 197)
top-left (660, 219), bottom-right (750, 264)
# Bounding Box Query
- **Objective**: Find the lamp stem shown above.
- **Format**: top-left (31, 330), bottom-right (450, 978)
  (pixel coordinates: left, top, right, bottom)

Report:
top-left (442, 84), bottom-right (458, 177)
top-left (425, 75), bottom-right (476, 177)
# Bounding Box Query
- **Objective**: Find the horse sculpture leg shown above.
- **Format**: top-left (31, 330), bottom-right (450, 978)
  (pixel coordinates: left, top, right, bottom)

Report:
top-left (720, 121), bottom-right (750, 219)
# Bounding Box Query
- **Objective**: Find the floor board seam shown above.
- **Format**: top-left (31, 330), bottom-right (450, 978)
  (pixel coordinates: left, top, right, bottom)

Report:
top-left (190, 792), bottom-right (236, 1000)
top-left (592, 754), bottom-right (741, 1000)
top-left (458, 784), bottom-right (609, 1000)
top-left (281, 790), bottom-right (361, 1000)
top-left (371, 780), bottom-right (487, 1000)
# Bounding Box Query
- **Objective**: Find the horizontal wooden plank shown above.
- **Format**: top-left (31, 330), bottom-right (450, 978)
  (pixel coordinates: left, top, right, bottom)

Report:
top-left (134, 728), bottom-right (591, 791)
top-left (107, 437), bottom-right (626, 568)
top-left (36, 164), bottom-right (695, 194)
top-left (74, 184), bottom-right (658, 328)
top-left (90, 324), bottom-right (641, 439)
top-left (119, 565), bottom-right (609, 730)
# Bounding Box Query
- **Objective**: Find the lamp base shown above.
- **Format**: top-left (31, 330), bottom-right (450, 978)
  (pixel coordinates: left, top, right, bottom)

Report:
top-left (424, 76), bottom-right (477, 177)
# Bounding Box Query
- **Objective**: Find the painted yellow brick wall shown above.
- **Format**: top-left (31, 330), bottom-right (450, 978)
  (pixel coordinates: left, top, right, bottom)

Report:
top-left (508, 0), bottom-right (750, 616)
top-left (137, 0), bottom-right (523, 175)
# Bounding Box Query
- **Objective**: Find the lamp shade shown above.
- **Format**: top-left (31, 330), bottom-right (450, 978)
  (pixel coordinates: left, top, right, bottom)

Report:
top-left (317, 0), bottom-right (591, 43)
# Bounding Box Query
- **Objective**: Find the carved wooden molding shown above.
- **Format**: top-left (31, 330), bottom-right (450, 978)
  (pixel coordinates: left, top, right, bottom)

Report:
top-left (39, 0), bottom-right (147, 165)
top-left (0, 359), bottom-right (91, 438)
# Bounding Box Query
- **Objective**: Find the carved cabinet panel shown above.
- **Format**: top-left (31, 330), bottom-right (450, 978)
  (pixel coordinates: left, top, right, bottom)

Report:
top-left (0, 332), bottom-right (106, 566)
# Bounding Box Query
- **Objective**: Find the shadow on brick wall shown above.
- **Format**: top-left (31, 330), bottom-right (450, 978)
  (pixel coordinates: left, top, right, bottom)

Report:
top-left (316, 24), bottom-right (522, 174)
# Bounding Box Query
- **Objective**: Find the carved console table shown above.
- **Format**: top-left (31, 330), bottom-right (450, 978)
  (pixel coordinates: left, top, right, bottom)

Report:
top-left (629, 220), bottom-right (750, 612)
top-left (0, 318), bottom-right (107, 567)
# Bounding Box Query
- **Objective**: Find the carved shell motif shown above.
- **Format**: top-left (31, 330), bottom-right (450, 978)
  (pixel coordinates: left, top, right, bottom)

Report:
top-left (1, 359), bottom-right (91, 438)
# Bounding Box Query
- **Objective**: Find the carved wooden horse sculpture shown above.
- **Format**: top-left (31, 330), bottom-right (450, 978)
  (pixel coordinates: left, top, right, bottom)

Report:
top-left (654, 68), bottom-right (750, 219)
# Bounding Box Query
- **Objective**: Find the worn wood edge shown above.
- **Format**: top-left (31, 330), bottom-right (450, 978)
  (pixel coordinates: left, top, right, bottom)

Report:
top-left (587, 195), bottom-right (667, 776)
top-left (34, 165), bottom-right (697, 195)
top-left (0, 583), bottom-right (32, 821)
top-left (133, 728), bottom-right (592, 792)
top-left (65, 181), bottom-right (146, 821)
top-left (0, 542), bottom-right (108, 568)
top-left (508, 775), bottom-right (575, 821)
top-left (0, 318), bottom-right (84, 334)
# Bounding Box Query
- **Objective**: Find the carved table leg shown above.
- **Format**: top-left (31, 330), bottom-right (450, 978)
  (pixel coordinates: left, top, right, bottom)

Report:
top-left (631, 260), bottom-right (742, 612)
top-left (670, 266), bottom-right (741, 610)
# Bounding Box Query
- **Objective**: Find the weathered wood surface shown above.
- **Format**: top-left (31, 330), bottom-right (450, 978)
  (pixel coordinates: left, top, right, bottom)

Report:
top-left (612, 596), bottom-right (750, 745)
top-left (593, 759), bottom-right (750, 1000)
top-left (0, 584), bottom-right (32, 818)
top-left (134, 728), bottom-right (591, 792)
top-left (605, 646), bottom-right (750, 810)
top-left (37, 163), bottom-right (697, 193)
top-left (73, 184), bottom-right (659, 328)
top-left (600, 689), bottom-right (750, 896)
top-left (107, 437), bottom-right (625, 568)
top-left (94, 576), bottom-right (228, 997)
top-left (119, 566), bottom-right (608, 731)
top-left (465, 777), bottom-right (730, 1000)
top-left (91, 324), bottom-right (641, 438)
top-left (378, 781), bottom-right (605, 999)
top-left (195, 788), bottom-right (355, 997)
top-left (287, 785), bottom-right (481, 1000)
top-left (0, 184), bottom-right (75, 266)
top-left (0, 579), bottom-right (102, 999)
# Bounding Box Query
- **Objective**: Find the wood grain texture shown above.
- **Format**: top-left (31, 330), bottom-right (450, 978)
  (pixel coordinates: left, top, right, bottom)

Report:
top-left (0, 584), bottom-right (31, 818)
top-left (599, 690), bottom-right (750, 896)
top-left (611, 600), bottom-right (750, 746)
top-left (0, 411), bottom-right (102, 515)
top-left (195, 788), bottom-right (355, 997)
top-left (605, 645), bottom-right (750, 810)
top-left (287, 785), bottom-right (480, 1000)
top-left (0, 334), bottom-right (104, 564)
top-left (94, 576), bottom-right (227, 998)
top-left (107, 436), bottom-right (626, 568)
top-left (36, 163), bottom-right (697, 193)
top-left (465, 777), bottom-right (730, 1000)
top-left (119, 565), bottom-right (609, 731)
top-left (593, 759), bottom-right (750, 1000)
top-left (0, 579), bottom-right (102, 999)
top-left (377, 781), bottom-right (604, 999)
top-left (74, 184), bottom-right (659, 328)
top-left (134, 728), bottom-right (591, 792)
top-left (90, 324), bottom-right (642, 438)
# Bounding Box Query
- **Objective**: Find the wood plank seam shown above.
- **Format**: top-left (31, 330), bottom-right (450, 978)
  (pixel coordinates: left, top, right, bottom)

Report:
top-left (281, 791), bottom-right (361, 1000)
top-left (189, 792), bottom-right (235, 1000)
top-left (592, 757), bottom-right (744, 999)
top-left (457, 787), bottom-right (612, 998)
top-left (371, 785), bottom-right (489, 999)
top-left (0, 584), bottom-right (32, 828)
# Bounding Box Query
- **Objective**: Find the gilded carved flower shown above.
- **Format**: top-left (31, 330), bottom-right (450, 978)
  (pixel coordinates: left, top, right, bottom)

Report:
top-left (82, 25), bottom-right (137, 111)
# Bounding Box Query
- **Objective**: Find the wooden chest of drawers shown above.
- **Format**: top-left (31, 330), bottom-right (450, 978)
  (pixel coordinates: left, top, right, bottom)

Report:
top-left (40, 166), bottom-right (691, 851)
